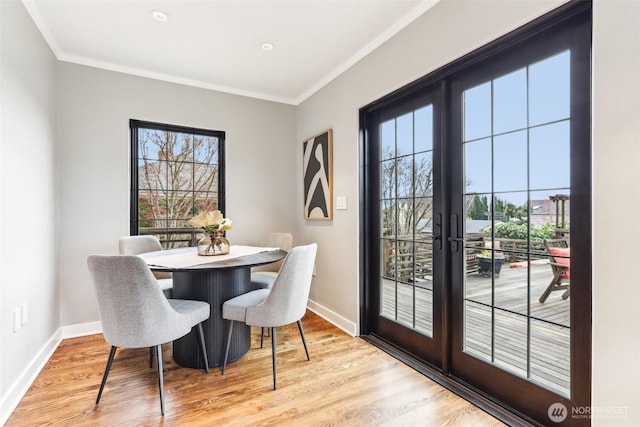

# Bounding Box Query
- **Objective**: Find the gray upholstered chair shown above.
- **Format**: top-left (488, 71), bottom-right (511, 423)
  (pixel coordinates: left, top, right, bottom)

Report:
top-left (87, 255), bottom-right (210, 415)
top-left (250, 232), bottom-right (293, 289)
top-left (119, 235), bottom-right (173, 298)
top-left (221, 243), bottom-right (317, 389)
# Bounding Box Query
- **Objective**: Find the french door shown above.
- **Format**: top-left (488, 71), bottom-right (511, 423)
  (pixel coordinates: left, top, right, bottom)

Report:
top-left (364, 85), bottom-right (445, 366)
top-left (361, 3), bottom-right (591, 425)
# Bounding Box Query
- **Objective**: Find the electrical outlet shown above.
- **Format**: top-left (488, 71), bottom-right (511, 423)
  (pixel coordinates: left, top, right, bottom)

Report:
top-left (21, 303), bottom-right (28, 326)
top-left (13, 308), bottom-right (21, 333)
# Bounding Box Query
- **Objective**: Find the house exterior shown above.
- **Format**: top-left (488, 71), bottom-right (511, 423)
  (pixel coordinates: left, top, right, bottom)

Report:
top-left (1, 0), bottom-right (639, 425)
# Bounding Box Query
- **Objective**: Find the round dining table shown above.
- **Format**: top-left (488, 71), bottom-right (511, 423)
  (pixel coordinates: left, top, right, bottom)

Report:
top-left (139, 246), bottom-right (287, 369)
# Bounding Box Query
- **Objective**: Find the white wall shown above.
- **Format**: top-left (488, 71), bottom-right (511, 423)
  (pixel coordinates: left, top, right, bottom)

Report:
top-left (592, 0), bottom-right (640, 424)
top-left (297, 0), bottom-right (640, 425)
top-left (0, 0), bottom-right (58, 417)
top-left (56, 63), bottom-right (297, 325)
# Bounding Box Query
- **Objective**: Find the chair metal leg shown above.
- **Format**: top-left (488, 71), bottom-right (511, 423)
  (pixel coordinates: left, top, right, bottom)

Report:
top-left (156, 344), bottom-right (165, 416)
top-left (297, 320), bottom-right (310, 361)
top-left (221, 320), bottom-right (234, 375)
top-left (149, 347), bottom-right (154, 368)
top-left (271, 327), bottom-right (277, 390)
top-left (196, 323), bottom-right (209, 373)
top-left (96, 346), bottom-right (117, 404)
top-left (260, 327), bottom-right (265, 348)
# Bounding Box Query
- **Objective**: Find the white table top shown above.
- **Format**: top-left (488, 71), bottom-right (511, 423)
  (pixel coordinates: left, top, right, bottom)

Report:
top-left (138, 245), bottom-right (281, 269)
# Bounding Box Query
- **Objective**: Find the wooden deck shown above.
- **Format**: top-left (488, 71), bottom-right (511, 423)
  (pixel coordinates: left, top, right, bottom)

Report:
top-left (382, 259), bottom-right (570, 396)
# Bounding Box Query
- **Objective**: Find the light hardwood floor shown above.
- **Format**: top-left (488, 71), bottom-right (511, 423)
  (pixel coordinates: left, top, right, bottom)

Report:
top-left (7, 311), bottom-right (504, 426)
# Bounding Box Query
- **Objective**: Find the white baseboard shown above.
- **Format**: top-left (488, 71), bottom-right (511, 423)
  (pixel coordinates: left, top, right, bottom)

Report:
top-left (0, 321), bottom-right (102, 426)
top-left (307, 299), bottom-right (358, 337)
top-left (62, 320), bottom-right (102, 339)
top-left (0, 329), bottom-right (62, 427)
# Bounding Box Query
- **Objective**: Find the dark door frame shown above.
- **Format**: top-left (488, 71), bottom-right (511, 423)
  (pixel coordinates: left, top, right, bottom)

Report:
top-left (359, 2), bottom-right (591, 425)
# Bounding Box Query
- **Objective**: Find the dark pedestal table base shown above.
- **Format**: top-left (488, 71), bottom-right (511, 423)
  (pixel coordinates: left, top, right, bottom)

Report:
top-left (172, 267), bottom-right (251, 369)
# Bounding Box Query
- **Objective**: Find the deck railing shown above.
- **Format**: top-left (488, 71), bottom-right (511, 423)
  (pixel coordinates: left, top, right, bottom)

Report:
top-left (139, 227), bottom-right (199, 248)
top-left (382, 234), bottom-right (557, 282)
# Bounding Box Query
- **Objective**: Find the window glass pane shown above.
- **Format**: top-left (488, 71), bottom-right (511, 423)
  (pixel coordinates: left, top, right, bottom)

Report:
top-left (494, 131), bottom-right (527, 192)
top-left (170, 132), bottom-right (191, 161)
top-left (138, 160), bottom-right (167, 190)
top-left (529, 50), bottom-right (570, 126)
top-left (194, 163), bottom-right (217, 192)
top-left (530, 121), bottom-right (570, 190)
top-left (194, 193), bottom-right (218, 213)
top-left (164, 191), bottom-right (192, 225)
top-left (464, 138), bottom-right (492, 194)
top-left (167, 162), bottom-right (193, 191)
top-left (493, 68), bottom-right (527, 134)
top-left (139, 129), bottom-right (163, 160)
top-left (464, 82), bottom-right (491, 141)
top-left (194, 135), bottom-right (219, 164)
top-left (415, 105), bottom-right (433, 153)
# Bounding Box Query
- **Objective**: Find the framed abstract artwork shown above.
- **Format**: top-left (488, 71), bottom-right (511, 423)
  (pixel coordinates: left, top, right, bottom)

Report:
top-left (302, 129), bottom-right (333, 220)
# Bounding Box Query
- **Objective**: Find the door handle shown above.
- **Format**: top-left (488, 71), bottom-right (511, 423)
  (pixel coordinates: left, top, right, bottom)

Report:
top-left (449, 213), bottom-right (461, 253)
top-left (432, 213), bottom-right (442, 250)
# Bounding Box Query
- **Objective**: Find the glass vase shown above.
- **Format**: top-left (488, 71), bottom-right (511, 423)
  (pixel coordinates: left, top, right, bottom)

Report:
top-left (197, 232), bottom-right (230, 256)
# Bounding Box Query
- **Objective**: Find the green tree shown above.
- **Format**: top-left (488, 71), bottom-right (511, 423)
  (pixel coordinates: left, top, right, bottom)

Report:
top-left (469, 195), bottom-right (489, 220)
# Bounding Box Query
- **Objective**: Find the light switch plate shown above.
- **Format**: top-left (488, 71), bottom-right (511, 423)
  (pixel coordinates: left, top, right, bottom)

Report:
top-left (336, 196), bottom-right (347, 210)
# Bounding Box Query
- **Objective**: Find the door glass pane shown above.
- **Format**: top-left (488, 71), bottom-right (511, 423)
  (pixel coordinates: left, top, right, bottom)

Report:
top-left (381, 119), bottom-right (396, 160)
top-left (397, 157), bottom-right (414, 198)
top-left (530, 122), bottom-right (570, 190)
top-left (380, 104), bottom-right (434, 337)
top-left (494, 68), bottom-right (527, 134)
top-left (465, 138), bottom-right (492, 195)
top-left (464, 82), bottom-right (492, 141)
top-left (462, 52), bottom-right (571, 397)
top-left (397, 112), bottom-right (414, 157)
top-left (415, 105), bottom-right (433, 152)
top-left (494, 131), bottom-right (527, 192)
top-left (529, 51), bottom-right (570, 126)
top-left (381, 159), bottom-right (396, 200)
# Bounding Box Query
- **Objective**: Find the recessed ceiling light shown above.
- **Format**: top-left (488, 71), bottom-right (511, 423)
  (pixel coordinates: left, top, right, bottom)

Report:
top-left (261, 43), bottom-right (275, 51)
top-left (150, 10), bottom-right (170, 22)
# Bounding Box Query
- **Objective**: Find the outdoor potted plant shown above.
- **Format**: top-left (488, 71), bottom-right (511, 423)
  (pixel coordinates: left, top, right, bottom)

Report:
top-left (476, 250), bottom-right (505, 278)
